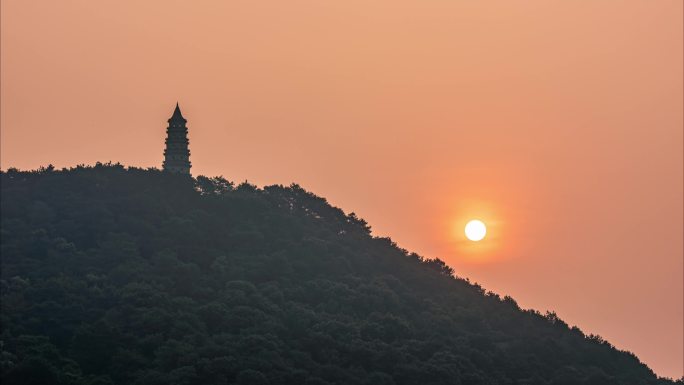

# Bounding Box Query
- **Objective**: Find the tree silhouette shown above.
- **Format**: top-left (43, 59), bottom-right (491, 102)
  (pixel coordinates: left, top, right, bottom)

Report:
top-left (0, 165), bottom-right (677, 385)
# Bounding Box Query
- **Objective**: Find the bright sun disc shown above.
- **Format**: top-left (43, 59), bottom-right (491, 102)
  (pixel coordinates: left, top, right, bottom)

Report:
top-left (465, 220), bottom-right (487, 241)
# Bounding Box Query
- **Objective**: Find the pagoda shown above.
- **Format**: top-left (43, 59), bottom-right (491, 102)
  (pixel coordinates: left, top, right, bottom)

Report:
top-left (162, 103), bottom-right (191, 175)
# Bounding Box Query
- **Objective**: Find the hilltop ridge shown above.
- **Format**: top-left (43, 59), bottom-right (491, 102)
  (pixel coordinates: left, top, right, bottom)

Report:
top-left (0, 164), bottom-right (678, 385)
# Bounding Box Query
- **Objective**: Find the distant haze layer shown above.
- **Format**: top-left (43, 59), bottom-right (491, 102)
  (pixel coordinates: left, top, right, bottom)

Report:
top-left (1, 0), bottom-right (682, 378)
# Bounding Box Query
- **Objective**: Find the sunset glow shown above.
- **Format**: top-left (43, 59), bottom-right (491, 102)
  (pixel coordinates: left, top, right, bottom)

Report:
top-left (1, 0), bottom-right (681, 378)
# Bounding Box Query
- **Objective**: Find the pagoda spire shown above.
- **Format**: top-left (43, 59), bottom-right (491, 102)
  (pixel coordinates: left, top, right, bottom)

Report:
top-left (162, 103), bottom-right (191, 175)
top-left (169, 102), bottom-right (186, 123)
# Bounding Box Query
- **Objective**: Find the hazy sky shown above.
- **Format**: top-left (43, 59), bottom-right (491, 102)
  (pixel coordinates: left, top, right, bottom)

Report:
top-left (2, 0), bottom-right (682, 378)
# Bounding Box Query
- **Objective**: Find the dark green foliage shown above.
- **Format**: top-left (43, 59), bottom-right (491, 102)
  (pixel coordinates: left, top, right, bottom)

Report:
top-left (0, 164), bottom-right (679, 384)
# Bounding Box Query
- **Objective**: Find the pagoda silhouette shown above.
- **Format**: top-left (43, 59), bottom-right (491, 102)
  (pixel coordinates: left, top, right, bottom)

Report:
top-left (162, 103), bottom-right (191, 175)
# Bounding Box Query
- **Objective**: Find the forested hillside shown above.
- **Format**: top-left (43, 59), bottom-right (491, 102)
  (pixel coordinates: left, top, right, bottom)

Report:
top-left (0, 164), bottom-right (678, 385)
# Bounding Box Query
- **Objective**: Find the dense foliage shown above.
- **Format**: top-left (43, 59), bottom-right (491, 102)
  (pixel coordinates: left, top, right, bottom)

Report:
top-left (0, 164), bottom-right (678, 385)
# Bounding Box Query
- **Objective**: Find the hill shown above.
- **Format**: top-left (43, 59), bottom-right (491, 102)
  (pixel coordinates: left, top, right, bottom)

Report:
top-left (0, 164), bottom-right (678, 385)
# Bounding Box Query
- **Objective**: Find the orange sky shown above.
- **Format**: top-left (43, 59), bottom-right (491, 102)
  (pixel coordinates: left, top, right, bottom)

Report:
top-left (2, 0), bottom-right (682, 378)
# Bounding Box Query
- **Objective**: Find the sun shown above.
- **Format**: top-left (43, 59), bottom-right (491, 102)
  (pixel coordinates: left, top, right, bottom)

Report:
top-left (465, 219), bottom-right (487, 241)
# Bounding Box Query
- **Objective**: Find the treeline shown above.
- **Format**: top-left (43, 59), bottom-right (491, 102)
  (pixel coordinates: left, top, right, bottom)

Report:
top-left (0, 164), bottom-right (679, 385)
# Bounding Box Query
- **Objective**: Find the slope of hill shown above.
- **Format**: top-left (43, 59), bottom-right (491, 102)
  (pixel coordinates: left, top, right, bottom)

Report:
top-left (0, 164), bottom-right (678, 385)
